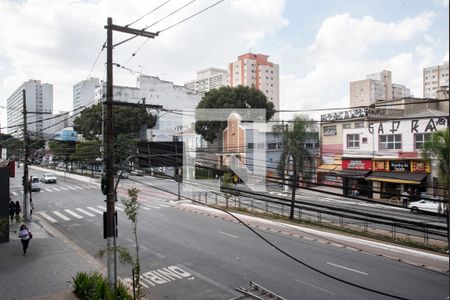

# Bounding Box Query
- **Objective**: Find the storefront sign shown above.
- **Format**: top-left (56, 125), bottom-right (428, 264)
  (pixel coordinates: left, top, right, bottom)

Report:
top-left (342, 159), bottom-right (372, 170)
top-left (412, 161), bottom-right (431, 173)
top-left (373, 161), bottom-right (389, 171)
top-left (368, 117), bottom-right (447, 134)
top-left (373, 160), bottom-right (430, 172)
top-left (389, 160), bottom-right (410, 172)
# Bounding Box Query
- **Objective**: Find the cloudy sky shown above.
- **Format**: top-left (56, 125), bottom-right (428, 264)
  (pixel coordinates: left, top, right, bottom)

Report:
top-left (0, 0), bottom-right (448, 125)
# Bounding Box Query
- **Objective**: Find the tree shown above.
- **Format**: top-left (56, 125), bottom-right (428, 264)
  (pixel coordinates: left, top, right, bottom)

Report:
top-left (275, 117), bottom-right (314, 219)
top-left (422, 128), bottom-right (449, 191)
top-left (49, 140), bottom-right (76, 162)
top-left (0, 134), bottom-right (21, 158)
top-left (70, 141), bottom-right (102, 163)
top-left (195, 86), bottom-right (275, 143)
top-left (73, 103), bottom-right (157, 141)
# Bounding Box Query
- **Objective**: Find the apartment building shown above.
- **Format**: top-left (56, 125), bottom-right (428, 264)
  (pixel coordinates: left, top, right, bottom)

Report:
top-left (184, 68), bottom-right (227, 94)
top-left (73, 77), bottom-right (100, 111)
top-left (350, 70), bottom-right (411, 107)
top-left (6, 80), bottom-right (53, 138)
top-left (423, 61), bottom-right (449, 98)
top-left (228, 53), bottom-right (280, 113)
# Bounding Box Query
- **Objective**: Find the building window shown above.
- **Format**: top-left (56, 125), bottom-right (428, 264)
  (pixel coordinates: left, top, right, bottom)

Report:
top-left (355, 122), bottom-right (364, 128)
top-left (415, 133), bottom-right (431, 150)
top-left (379, 134), bottom-right (401, 150)
top-left (347, 134), bottom-right (360, 148)
top-left (343, 123), bottom-right (351, 129)
top-left (323, 125), bottom-right (337, 136)
top-left (247, 143), bottom-right (254, 149)
top-left (268, 143), bottom-right (277, 149)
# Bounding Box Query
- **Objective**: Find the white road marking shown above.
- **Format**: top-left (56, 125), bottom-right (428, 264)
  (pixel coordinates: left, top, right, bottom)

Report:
top-left (76, 208), bottom-right (95, 217)
top-left (64, 209), bottom-right (83, 219)
top-left (143, 204), bottom-right (161, 209)
top-left (97, 205), bottom-right (106, 210)
top-left (67, 186), bottom-right (77, 190)
top-left (326, 262), bottom-right (367, 275)
top-left (294, 279), bottom-right (336, 296)
top-left (38, 212), bottom-right (57, 223)
top-left (45, 188), bottom-right (53, 192)
top-left (115, 205), bottom-right (124, 212)
top-left (60, 187), bottom-right (69, 191)
top-left (141, 206), bottom-right (150, 210)
top-left (53, 211), bottom-right (71, 221)
top-left (152, 202), bottom-right (171, 208)
top-left (52, 188), bottom-right (61, 191)
top-left (87, 207), bottom-right (103, 215)
top-left (75, 186), bottom-right (84, 190)
top-left (20, 191), bottom-right (24, 194)
top-left (218, 231), bottom-right (239, 239)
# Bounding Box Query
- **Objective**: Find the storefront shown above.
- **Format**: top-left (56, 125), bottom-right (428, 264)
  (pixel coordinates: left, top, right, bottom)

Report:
top-left (337, 158), bottom-right (372, 198)
top-left (317, 164), bottom-right (342, 187)
top-left (366, 160), bottom-right (429, 200)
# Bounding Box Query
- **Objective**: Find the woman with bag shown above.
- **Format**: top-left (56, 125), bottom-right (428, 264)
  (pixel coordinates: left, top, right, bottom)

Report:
top-left (18, 224), bottom-right (32, 256)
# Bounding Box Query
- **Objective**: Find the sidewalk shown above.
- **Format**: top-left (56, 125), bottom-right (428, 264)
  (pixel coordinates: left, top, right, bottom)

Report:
top-left (0, 217), bottom-right (103, 300)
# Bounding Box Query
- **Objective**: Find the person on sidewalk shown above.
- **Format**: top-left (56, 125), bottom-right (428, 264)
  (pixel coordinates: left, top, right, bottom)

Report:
top-left (18, 224), bottom-right (32, 256)
top-left (9, 200), bottom-right (16, 223)
top-left (30, 199), bottom-right (34, 219)
top-left (15, 201), bottom-right (21, 221)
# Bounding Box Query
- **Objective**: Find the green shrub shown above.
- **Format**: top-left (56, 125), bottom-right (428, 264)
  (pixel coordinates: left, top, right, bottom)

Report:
top-left (72, 272), bottom-right (132, 300)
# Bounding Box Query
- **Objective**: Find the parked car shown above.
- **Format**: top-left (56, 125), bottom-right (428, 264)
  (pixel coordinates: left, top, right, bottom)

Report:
top-left (30, 176), bottom-right (41, 192)
top-left (408, 199), bottom-right (444, 214)
top-left (117, 171), bottom-right (129, 179)
top-left (41, 173), bottom-right (57, 183)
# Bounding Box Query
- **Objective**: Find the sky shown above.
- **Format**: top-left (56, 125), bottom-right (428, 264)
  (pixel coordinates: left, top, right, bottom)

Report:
top-left (0, 0), bottom-right (448, 126)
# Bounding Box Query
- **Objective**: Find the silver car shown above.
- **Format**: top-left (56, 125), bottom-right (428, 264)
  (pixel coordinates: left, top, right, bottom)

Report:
top-left (42, 173), bottom-right (57, 183)
top-left (31, 176), bottom-right (41, 191)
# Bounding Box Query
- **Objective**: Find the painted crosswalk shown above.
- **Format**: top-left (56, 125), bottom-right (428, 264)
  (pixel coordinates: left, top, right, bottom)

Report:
top-left (11, 184), bottom-right (98, 196)
top-left (36, 200), bottom-right (173, 223)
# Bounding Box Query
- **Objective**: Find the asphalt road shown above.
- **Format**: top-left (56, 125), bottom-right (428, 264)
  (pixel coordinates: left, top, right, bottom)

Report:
top-left (9, 168), bottom-right (449, 299)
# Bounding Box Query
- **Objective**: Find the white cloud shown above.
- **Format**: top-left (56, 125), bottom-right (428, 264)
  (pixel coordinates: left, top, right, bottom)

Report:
top-left (434, 0), bottom-right (449, 8)
top-left (280, 11), bottom-right (440, 115)
top-left (0, 0), bottom-right (288, 118)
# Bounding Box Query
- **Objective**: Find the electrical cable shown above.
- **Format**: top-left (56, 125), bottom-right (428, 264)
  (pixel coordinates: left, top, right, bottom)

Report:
top-left (125, 0), bottom-right (172, 27)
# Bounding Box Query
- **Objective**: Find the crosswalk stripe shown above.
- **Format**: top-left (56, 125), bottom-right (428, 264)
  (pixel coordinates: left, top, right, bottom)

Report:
top-left (53, 211), bottom-right (71, 221)
top-left (67, 186), bottom-right (77, 190)
top-left (97, 205), bottom-right (106, 210)
top-left (115, 205), bottom-right (124, 212)
top-left (60, 187), bottom-right (69, 191)
top-left (76, 208), bottom-right (95, 217)
top-left (64, 209), bottom-right (83, 219)
top-left (74, 186), bottom-right (84, 190)
top-left (151, 202), bottom-right (171, 208)
top-left (45, 188), bottom-right (53, 192)
top-left (87, 207), bottom-right (103, 215)
top-left (39, 212), bottom-right (57, 223)
top-left (53, 188), bottom-right (61, 191)
top-left (143, 204), bottom-right (161, 209)
top-left (141, 206), bottom-right (150, 210)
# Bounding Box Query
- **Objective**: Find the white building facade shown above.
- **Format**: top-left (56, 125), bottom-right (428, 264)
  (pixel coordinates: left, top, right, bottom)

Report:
top-left (7, 80), bottom-right (53, 138)
top-left (423, 61), bottom-right (449, 98)
top-left (228, 53), bottom-right (280, 113)
top-left (184, 68), bottom-right (227, 94)
top-left (73, 77), bottom-right (100, 111)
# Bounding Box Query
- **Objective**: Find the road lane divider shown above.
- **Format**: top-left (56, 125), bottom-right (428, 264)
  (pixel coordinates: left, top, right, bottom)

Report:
top-left (218, 231), bottom-right (239, 239)
top-left (326, 262), bottom-right (368, 275)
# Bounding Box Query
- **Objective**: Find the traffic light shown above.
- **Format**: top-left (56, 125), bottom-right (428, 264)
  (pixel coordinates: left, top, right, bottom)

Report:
top-left (101, 176), bottom-right (108, 195)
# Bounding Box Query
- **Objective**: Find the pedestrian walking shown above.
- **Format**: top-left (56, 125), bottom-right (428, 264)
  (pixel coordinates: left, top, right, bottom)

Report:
top-left (15, 201), bottom-right (21, 219)
top-left (30, 199), bottom-right (34, 219)
top-left (9, 200), bottom-right (16, 222)
top-left (18, 224), bottom-right (32, 256)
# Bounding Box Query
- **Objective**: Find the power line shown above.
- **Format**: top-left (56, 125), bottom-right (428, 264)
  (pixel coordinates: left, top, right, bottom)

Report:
top-left (125, 0), bottom-right (172, 27)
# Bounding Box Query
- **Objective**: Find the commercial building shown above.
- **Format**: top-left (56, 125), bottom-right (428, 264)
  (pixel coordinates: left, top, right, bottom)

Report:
top-left (6, 80), bottom-right (53, 138)
top-left (349, 70), bottom-right (411, 107)
top-left (184, 68), bottom-right (228, 94)
top-left (319, 99), bottom-right (448, 202)
top-left (423, 61), bottom-right (449, 98)
top-left (228, 53), bottom-right (280, 114)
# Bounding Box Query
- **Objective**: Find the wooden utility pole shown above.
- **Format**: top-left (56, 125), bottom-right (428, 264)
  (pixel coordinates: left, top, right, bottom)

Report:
top-left (104, 17), bottom-right (158, 288)
top-left (22, 89), bottom-right (29, 221)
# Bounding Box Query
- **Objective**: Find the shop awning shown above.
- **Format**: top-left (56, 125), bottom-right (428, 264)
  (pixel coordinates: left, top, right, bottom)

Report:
top-left (317, 164), bottom-right (338, 172)
top-left (336, 170), bottom-right (370, 178)
top-left (366, 172), bottom-right (427, 185)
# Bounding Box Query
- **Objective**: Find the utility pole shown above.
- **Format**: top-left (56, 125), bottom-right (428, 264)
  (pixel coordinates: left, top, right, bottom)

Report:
top-left (22, 89), bottom-right (29, 221)
top-left (104, 17), bottom-right (158, 288)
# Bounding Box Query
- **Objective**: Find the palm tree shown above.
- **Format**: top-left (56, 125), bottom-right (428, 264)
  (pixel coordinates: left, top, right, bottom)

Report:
top-left (275, 117), bottom-right (314, 219)
top-left (421, 128), bottom-right (449, 192)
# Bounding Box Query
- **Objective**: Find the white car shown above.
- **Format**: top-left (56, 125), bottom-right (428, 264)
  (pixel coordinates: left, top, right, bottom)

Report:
top-left (30, 176), bottom-right (41, 192)
top-left (42, 173), bottom-right (57, 183)
top-left (408, 199), bottom-right (444, 214)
